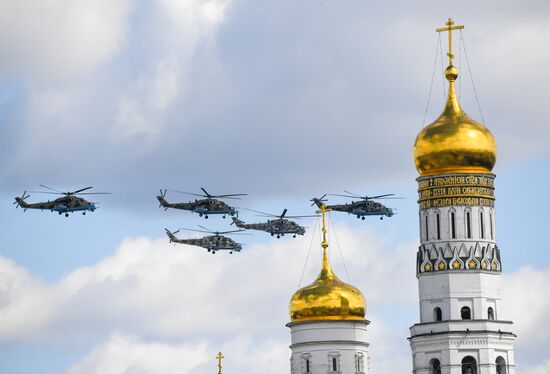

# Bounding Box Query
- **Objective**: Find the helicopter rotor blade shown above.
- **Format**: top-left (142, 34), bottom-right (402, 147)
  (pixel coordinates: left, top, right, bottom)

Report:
top-left (280, 209), bottom-right (288, 219)
top-left (170, 190), bottom-right (208, 198)
top-left (210, 193), bottom-right (248, 199)
top-left (343, 190), bottom-right (362, 198)
top-left (70, 186), bottom-right (93, 194)
top-left (244, 208), bottom-right (279, 217)
top-left (28, 191), bottom-right (64, 195)
top-left (370, 193), bottom-right (396, 199)
top-left (39, 184), bottom-right (65, 193)
top-left (200, 188), bottom-right (212, 198)
top-left (179, 227), bottom-right (212, 234)
top-left (329, 193), bottom-right (360, 199)
top-left (76, 192), bottom-right (111, 195)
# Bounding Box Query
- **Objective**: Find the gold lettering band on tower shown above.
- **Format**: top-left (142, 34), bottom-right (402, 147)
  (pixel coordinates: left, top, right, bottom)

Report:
top-left (417, 174), bottom-right (495, 209)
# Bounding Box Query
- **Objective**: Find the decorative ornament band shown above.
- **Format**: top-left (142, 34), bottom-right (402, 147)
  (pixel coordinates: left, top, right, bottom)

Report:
top-left (417, 174), bottom-right (495, 209)
top-left (416, 242), bottom-right (501, 275)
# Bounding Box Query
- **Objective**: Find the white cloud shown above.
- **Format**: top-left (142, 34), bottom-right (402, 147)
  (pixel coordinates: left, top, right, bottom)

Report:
top-left (0, 0), bottom-right (132, 80)
top-left (0, 224), bottom-right (416, 372)
top-left (67, 334), bottom-right (209, 374)
top-left (502, 266), bottom-right (550, 369)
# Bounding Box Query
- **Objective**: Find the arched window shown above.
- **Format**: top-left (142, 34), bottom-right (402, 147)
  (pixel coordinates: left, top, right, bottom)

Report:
top-left (496, 356), bottom-right (507, 374)
top-left (461, 306), bottom-right (471, 320)
top-left (436, 212), bottom-right (441, 240)
top-left (305, 359), bottom-right (311, 373)
top-left (425, 214), bottom-right (429, 241)
top-left (490, 211), bottom-right (494, 240)
top-left (480, 210), bottom-right (485, 239)
top-left (461, 356), bottom-right (477, 374)
top-left (488, 307), bottom-right (495, 320)
top-left (429, 358), bottom-right (441, 374)
top-left (433, 307), bottom-right (442, 322)
top-left (466, 211), bottom-right (472, 238)
top-left (450, 210), bottom-right (456, 239)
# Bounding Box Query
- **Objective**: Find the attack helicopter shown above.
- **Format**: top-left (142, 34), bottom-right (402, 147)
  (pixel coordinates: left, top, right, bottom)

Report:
top-left (157, 188), bottom-right (246, 219)
top-left (164, 226), bottom-right (246, 254)
top-left (231, 209), bottom-right (314, 238)
top-left (13, 185), bottom-right (110, 217)
top-left (310, 191), bottom-right (399, 220)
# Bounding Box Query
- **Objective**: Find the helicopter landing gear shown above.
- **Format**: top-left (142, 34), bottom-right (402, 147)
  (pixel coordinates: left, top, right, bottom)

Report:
top-left (357, 215), bottom-right (361, 219)
top-left (230, 251), bottom-right (233, 254)
top-left (380, 216), bottom-right (383, 220)
top-left (271, 233), bottom-right (274, 236)
top-left (293, 234), bottom-right (296, 238)
top-left (277, 234), bottom-right (280, 239)
top-left (361, 216), bottom-right (365, 220)
top-left (222, 215), bottom-right (226, 219)
top-left (207, 249), bottom-right (211, 252)
top-left (65, 213), bottom-right (69, 217)
top-left (205, 215), bottom-right (209, 219)
top-left (82, 212), bottom-right (86, 215)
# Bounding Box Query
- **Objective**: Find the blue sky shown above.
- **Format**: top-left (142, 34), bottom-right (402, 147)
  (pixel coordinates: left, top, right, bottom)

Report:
top-left (1, 1), bottom-right (549, 373)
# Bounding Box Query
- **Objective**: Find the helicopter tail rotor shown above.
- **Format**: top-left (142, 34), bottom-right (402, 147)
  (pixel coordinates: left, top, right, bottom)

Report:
top-left (13, 191), bottom-right (30, 209)
top-left (157, 189), bottom-right (169, 209)
top-left (310, 194), bottom-right (327, 207)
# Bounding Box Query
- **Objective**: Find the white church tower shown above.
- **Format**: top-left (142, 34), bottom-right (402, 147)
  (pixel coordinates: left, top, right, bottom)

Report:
top-left (409, 19), bottom-right (516, 374)
top-left (288, 204), bottom-right (370, 374)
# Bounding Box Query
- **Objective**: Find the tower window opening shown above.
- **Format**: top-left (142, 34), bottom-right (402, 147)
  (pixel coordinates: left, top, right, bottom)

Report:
top-left (496, 356), bottom-right (507, 374)
top-left (425, 215), bottom-right (429, 241)
top-left (461, 306), bottom-right (471, 320)
top-left (433, 307), bottom-right (442, 322)
top-left (451, 212), bottom-right (456, 238)
top-left (490, 212), bottom-right (494, 240)
top-left (466, 212), bottom-right (472, 238)
top-left (461, 356), bottom-right (477, 374)
top-left (488, 307), bottom-right (495, 320)
top-left (332, 357), bottom-right (337, 371)
top-left (436, 213), bottom-right (441, 240)
top-left (430, 358), bottom-right (441, 374)
top-left (355, 353), bottom-right (364, 373)
top-left (306, 359), bottom-right (310, 373)
top-left (479, 212), bottom-right (485, 239)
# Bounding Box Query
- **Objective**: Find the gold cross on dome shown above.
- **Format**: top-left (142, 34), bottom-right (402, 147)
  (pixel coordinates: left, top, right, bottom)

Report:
top-left (216, 352), bottom-right (224, 374)
top-left (315, 203), bottom-right (332, 250)
top-left (436, 18), bottom-right (464, 66)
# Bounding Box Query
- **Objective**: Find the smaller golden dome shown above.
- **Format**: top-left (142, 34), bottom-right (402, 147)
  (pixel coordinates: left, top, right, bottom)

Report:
top-left (413, 65), bottom-right (497, 176)
top-left (289, 250), bottom-right (366, 322)
top-left (289, 204), bottom-right (365, 323)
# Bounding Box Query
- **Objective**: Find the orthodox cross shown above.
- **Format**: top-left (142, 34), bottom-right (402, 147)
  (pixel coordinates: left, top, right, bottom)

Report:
top-left (436, 18), bottom-right (464, 66)
top-left (315, 203), bottom-right (332, 251)
top-left (216, 352), bottom-right (224, 374)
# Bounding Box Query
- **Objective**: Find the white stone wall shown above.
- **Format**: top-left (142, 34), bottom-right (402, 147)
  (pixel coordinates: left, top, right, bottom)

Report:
top-left (419, 206), bottom-right (496, 245)
top-left (288, 320), bottom-right (370, 374)
top-left (418, 272), bottom-right (502, 323)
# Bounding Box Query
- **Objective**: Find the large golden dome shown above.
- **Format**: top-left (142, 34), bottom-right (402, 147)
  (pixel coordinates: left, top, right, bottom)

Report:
top-left (289, 252), bottom-right (366, 322)
top-left (413, 64), bottom-right (497, 176)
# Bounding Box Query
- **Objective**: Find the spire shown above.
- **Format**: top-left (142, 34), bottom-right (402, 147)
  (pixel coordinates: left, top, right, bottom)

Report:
top-left (216, 352), bottom-right (224, 374)
top-left (316, 203), bottom-right (335, 280)
top-left (436, 18), bottom-right (465, 119)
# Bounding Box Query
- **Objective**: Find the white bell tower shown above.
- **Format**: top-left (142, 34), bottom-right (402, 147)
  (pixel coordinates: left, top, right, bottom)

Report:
top-left (288, 204), bottom-right (370, 374)
top-left (409, 19), bottom-right (516, 374)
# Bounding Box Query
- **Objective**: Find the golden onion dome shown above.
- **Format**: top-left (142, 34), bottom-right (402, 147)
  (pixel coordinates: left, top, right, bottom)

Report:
top-left (413, 63), bottom-right (497, 176)
top-left (289, 250), bottom-right (366, 322)
top-left (289, 204), bottom-right (366, 323)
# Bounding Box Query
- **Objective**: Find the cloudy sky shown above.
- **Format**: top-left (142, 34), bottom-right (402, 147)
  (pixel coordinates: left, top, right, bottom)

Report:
top-left (1, 0), bottom-right (549, 373)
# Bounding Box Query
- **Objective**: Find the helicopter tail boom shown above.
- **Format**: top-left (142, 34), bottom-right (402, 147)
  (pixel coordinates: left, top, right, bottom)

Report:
top-left (14, 197), bottom-right (30, 209)
top-left (231, 216), bottom-right (246, 228)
